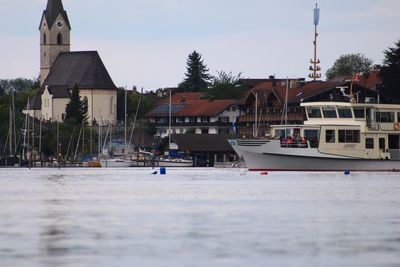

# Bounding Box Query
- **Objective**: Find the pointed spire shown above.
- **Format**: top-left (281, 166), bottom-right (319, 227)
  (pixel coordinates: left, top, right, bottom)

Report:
top-left (41, 0), bottom-right (71, 29)
top-left (46, 0), bottom-right (64, 18)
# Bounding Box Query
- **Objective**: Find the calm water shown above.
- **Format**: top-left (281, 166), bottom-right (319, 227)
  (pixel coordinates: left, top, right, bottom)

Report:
top-left (0, 168), bottom-right (400, 267)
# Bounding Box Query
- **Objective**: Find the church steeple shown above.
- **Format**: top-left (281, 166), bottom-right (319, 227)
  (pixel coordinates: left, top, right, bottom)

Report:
top-left (43, 0), bottom-right (71, 30)
top-left (39, 0), bottom-right (71, 85)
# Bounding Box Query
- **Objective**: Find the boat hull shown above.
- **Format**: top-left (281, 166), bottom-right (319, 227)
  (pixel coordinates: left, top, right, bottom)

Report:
top-left (100, 159), bottom-right (134, 168)
top-left (157, 160), bottom-right (193, 167)
top-left (229, 139), bottom-right (400, 171)
top-left (242, 151), bottom-right (400, 171)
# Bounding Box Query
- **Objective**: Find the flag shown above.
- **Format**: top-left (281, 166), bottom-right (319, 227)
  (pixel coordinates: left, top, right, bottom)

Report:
top-left (232, 121), bottom-right (237, 133)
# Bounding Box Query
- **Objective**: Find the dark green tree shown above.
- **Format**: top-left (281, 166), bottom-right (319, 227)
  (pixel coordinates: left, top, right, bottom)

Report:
top-left (326, 54), bottom-right (373, 79)
top-left (179, 51), bottom-right (211, 92)
top-left (65, 84), bottom-right (88, 125)
top-left (380, 40), bottom-right (400, 103)
top-left (206, 71), bottom-right (247, 99)
top-left (117, 87), bottom-right (154, 122)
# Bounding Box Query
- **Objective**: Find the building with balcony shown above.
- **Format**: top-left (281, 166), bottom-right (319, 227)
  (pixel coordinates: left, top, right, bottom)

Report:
top-left (146, 92), bottom-right (241, 137)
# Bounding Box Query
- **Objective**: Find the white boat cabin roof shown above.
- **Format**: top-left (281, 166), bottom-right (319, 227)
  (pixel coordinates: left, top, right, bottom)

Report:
top-left (300, 101), bottom-right (400, 110)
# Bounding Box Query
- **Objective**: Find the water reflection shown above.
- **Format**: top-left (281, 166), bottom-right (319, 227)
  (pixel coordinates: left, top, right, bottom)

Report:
top-left (39, 199), bottom-right (71, 263)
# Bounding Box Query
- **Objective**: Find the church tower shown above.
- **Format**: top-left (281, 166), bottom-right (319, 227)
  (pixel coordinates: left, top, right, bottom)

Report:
top-left (39, 0), bottom-right (71, 86)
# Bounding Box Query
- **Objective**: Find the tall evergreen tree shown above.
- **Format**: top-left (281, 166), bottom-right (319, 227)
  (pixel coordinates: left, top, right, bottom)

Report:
top-left (380, 40), bottom-right (400, 103)
top-left (179, 51), bottom-right (211, 92)
top-left (65, 84), bottom-right (87, 125)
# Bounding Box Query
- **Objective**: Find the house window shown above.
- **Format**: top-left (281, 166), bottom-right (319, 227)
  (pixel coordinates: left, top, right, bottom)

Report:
top-left (109, 96), bottom-right (113, 114)
top-left (365, 138), bottom-right (374, 149)
top-left (231, 106), bottom-right (237, 112)
top-left (201, 128), bottom-right (209, 134)
top-left (338, 107), bottom-right (353, 118)
top-left (219, 116), bottom-right (229, 123)
top-left (57, 33), bottom-right (63, 45)
top-left (339, 130), bottom-right (360, 143)
top-left (218, 129), bottom-right (230, 134)
top-left (376, 112), bottom-right (394, 123)
top-left (43, 33), bottom-right (47, 44)
top-left (325, 129), bottom-right (335, 143)
top-left (201, 116), bottom-right (210, 123)
top-left (189, 117), bottom-right (196, 123)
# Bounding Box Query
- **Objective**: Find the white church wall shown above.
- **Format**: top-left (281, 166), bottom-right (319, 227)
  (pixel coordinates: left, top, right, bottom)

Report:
top-left (41, 87), bottom-right (53, 121)
top-left (52, 98), bottom-right (69, 121)
top-left (80, 89), bottom-right (117, 126)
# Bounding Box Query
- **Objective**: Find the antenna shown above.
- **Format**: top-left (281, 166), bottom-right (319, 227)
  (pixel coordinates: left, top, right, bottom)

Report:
top-left (309, 3), bottom-right (321, 81)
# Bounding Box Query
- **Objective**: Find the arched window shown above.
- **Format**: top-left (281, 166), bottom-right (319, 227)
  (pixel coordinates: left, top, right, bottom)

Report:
top-left (43, 33), bottom-right (47, 44)
top-left (57, 33), bottom-right (62, 45)
top-left (110, 96), bottom-right (114, 114)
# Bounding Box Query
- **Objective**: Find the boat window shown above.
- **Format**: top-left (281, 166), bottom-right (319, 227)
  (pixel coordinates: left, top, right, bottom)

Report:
top-left (338, 130), bottom-right (360, 143)
top-left (304, 129), bottom-right (319, 148)
top-left (322, 107), bottom-right (337, 118)
top-left (365, 138), bottom-right (374, 149)
top-left (275, 129), bottom-right (286, 139)
top-left (353, 107), bottom-right (365, 118)
top-left (307, 107), bottom-right (322, 118)
top-left (325, 129), bottom-right (335, 143)
top-left (398, 112), bottom-right (400, 123)
top-left (376, 112), bottom-right (394, 123)
top-left (338, 107), bottom-right (353, 118)
top-left (379, 138), bottom-right (386, 150)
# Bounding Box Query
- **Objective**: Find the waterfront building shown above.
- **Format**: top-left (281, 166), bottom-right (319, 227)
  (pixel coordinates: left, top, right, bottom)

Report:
top-left (146, 92), bottom-right (241, 138)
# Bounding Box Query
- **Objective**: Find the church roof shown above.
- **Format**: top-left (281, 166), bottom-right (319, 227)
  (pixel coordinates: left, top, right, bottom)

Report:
top-left (40, 0), bottom-right (71, 29)
top-left (43, 51), bottom-right (117, 91)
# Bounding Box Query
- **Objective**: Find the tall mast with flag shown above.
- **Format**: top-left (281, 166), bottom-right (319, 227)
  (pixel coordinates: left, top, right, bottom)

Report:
top-left (309, 3), bottom-right (321, 81)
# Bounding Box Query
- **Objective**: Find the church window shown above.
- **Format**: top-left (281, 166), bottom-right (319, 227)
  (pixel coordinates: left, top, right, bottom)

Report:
top-left (57, 33), bottom-right (63, 45)
top-left (43, 33), bottom-right (47, 44)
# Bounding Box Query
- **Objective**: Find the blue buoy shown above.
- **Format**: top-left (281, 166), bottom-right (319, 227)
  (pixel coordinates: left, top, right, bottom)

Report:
top-left (344, 170), bottom-right (350, 175)
top-left (160, 167), bottom-right (166, 175)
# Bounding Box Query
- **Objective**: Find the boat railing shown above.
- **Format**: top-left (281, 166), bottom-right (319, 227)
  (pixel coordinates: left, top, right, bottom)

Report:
top-left (280, 138), bottom-right (308, 148)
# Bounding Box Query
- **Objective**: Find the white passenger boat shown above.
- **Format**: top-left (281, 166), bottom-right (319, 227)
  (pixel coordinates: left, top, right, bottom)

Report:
top-left (229, 102), bottom-right (400, 171)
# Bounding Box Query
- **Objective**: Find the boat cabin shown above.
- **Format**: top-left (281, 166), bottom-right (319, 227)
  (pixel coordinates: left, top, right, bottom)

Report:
top-left (269, 102), bottom-right (400, 160)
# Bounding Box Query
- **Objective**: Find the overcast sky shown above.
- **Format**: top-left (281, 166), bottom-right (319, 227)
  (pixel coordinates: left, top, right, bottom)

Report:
top-left (0, 0), bottom-right (399, 90)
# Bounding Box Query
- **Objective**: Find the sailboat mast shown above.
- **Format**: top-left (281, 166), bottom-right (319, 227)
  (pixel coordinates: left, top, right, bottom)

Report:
top-left (39, 117), bottom-right (42, 162)
top-left (9, 107), bottom-right (13, 155)
top-left (11, 87), bottom-right (17, 155)
top-left (168, 89), bottom-right (172, 149)
top-left (254, 92), bottom-right (258, 138)
top-left (285, 78), bottom-right (289, 125)
top-left (22, 99), bottom-right (29, 160)
top-left (124, 86), bottom-right (128, 156)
